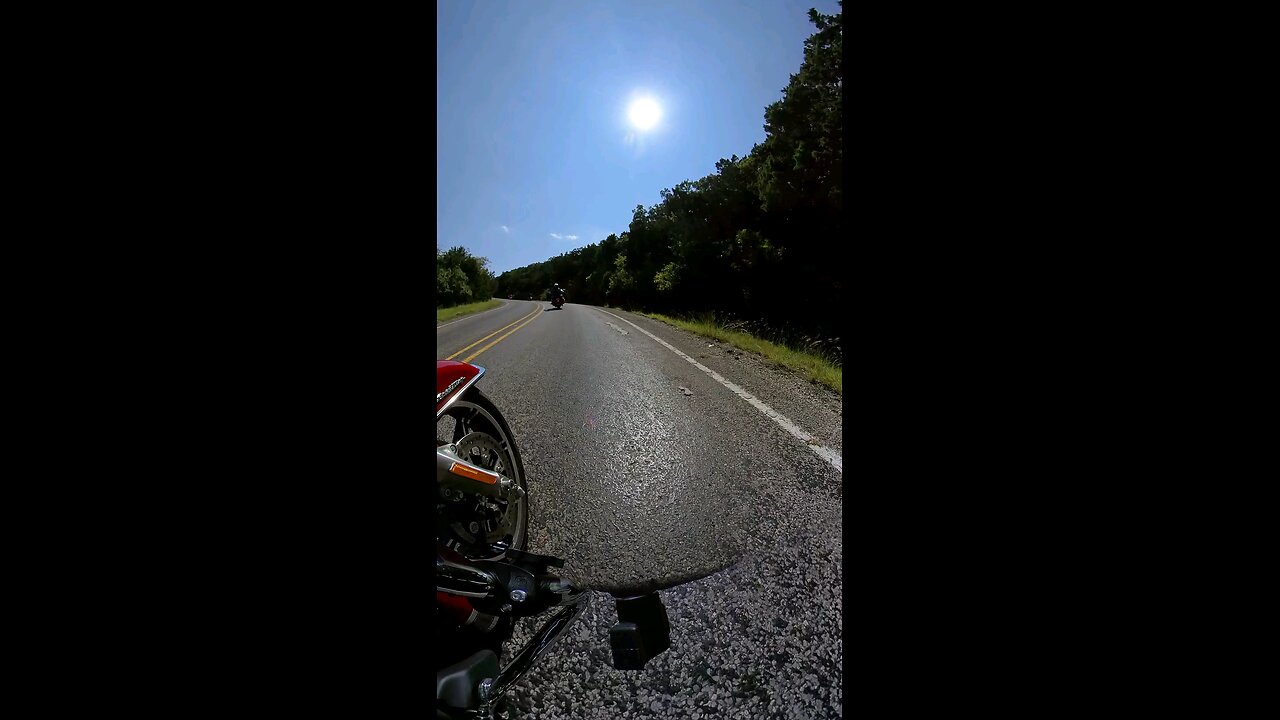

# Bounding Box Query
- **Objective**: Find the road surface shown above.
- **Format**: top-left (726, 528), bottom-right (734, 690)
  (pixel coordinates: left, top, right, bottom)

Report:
top-left (437, 299), bottom-right (843, 719)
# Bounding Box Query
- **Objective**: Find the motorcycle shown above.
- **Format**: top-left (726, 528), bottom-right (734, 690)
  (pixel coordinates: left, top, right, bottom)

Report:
top-left (436, 360), bottom-right (670, 719)
top-left (550, 294), bottom-right (564, 309)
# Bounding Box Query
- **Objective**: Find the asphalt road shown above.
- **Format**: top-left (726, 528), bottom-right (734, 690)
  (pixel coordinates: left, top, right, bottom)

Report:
top-left (437, 300), bottom-right (843, 719)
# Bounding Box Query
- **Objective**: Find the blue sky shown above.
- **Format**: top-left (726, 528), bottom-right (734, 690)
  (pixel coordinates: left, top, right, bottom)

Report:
top-left (437, 0), bottom-right (841, 276)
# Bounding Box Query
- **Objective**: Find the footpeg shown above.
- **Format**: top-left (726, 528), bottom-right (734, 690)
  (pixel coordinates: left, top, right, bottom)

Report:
top-left (609, 593), bottom-right (670, 670)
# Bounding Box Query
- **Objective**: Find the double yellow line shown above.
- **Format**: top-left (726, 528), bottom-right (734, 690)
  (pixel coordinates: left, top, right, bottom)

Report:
top-left (445, 306), bottom-right (542, 363)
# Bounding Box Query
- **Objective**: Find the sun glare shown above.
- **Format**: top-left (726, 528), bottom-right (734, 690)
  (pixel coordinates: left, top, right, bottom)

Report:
top-left (628, 97), bottom-right (661, 130)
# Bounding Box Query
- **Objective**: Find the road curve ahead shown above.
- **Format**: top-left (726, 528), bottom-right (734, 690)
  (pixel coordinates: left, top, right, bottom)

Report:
top-left (437, 300), bottom-right (843, 719)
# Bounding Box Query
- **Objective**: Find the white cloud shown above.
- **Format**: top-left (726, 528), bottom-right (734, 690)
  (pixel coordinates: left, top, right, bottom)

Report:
top-left (500, 225), bottom-right (510, 233)
top-left (549, 233), bottom-right (579, 241)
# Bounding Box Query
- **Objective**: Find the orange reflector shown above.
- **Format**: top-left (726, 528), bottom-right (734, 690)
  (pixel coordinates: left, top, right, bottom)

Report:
top-left (450, 462), bottom-right (498, 485)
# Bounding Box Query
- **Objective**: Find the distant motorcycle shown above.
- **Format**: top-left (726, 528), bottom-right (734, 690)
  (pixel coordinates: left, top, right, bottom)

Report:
top-left (551, 294), bottom-right (564, 309)
top-left (436, 360), bottom-right (670, 719)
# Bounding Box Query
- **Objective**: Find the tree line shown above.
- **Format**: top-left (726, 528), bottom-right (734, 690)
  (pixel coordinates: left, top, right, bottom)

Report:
top-left (497, 4), bottom-right (842, 361)
top-left (437, 245), bottom-right (495, 307)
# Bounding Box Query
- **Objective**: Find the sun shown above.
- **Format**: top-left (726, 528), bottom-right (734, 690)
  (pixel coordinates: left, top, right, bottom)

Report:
top-left (628, 97), bottom-right (661, 131)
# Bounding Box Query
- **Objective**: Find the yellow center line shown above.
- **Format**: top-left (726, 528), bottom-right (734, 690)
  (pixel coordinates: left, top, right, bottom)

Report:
top-left (461, 310), bottom-right (543, 363)
top-left (445, 307), bottom-right (541, 360)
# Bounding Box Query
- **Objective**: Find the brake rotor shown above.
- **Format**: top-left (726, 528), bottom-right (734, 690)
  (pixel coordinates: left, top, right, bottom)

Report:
top-left (446, 430), bottom-right (519, 546)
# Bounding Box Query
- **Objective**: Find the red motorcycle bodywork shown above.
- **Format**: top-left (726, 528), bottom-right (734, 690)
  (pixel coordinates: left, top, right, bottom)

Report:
top-left (437, 360), bottom-right (484, 417)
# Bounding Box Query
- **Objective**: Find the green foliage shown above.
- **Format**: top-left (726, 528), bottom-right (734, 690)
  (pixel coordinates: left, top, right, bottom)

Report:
top-left (638, 310), bottom-right (842, 394)
top-left (724, 229), bottom-right (783, 272)
top-left (437, 265), bottom-right (472, 306)
top-left (608, 252), bottom-right (636, 302)
top-left (436, 245), bottom-right (494, 307)
top-left (437, 299), bottom-right (503, 323)
top-left (654, 261), bottom-right (681, 294)
top-left (757, 4), bottom-right (842, 215)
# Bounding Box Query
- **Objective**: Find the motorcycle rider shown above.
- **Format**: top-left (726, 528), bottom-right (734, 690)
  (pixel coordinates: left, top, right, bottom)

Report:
top-left (550, 282), bottom-right (565, 304)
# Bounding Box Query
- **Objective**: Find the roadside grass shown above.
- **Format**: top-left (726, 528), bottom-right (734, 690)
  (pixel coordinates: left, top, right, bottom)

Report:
top-left (437, 299), bottom-right (503, 323)
top-left (630, 310), bottom-right (842, 395)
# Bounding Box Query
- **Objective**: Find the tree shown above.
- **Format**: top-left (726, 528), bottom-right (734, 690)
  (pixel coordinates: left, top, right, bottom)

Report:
top-left (437, 265), bottom-right (472, 307)
top-left (756, 3), bottom-right (842, 217)
top-left (437, 245), bottom-right (495, 306)
top-left (607, 252), bottom-right (636, 305)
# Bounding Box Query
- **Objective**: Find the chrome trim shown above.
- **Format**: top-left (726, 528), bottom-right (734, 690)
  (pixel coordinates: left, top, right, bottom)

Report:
top-left (437, 445), bottom-right (516, 500)
top-left (437, 555), bottom-right (500, 598)
top-left (436, 364), bottom-right (486, 419)
top-left (435, 587), bottom-right (491, 599)
top-left (437, 444), bottom-right (524, 501)
top-left (435, 377), bottom-right (464, 404)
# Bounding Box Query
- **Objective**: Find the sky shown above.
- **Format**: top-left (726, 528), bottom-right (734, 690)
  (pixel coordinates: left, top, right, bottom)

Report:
top-left (437, 0), bottom-right (841, 276)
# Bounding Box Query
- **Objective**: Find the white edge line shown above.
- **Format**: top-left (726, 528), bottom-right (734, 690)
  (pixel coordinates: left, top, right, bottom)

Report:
top-left (597, 308), bottom-right (842, 474)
